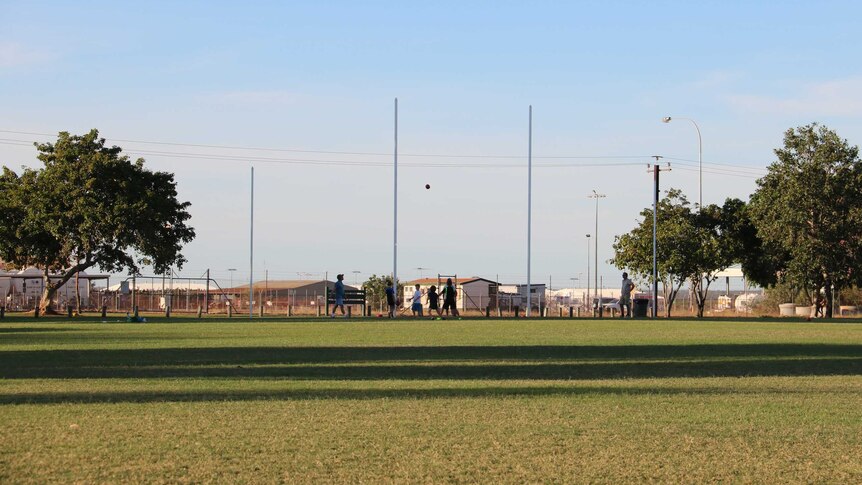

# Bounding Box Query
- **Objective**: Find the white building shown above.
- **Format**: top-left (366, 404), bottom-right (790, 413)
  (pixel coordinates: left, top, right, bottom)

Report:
top-left (498, 284), bottom-right (547, 311)
top-left (1, 266), bottom-right (97, 308)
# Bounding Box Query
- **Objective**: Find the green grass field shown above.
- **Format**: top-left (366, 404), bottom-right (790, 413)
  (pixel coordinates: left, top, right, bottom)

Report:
top-left (1, 316), bottom-right (860, 483)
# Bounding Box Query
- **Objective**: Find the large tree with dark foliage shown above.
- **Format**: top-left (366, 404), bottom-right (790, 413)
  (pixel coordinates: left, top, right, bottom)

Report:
top-left (0, 130), bottom-right (195, 314)
top-left (748, 123), bottom-right (862, 318)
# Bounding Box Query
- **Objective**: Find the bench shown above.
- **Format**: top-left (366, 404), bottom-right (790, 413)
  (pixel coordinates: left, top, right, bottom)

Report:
top-left (324, 288), bottom-right (367, 316)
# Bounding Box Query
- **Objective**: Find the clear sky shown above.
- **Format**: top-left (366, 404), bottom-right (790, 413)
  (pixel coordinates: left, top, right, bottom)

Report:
top-left (2, 1), bottom-right (861, 290)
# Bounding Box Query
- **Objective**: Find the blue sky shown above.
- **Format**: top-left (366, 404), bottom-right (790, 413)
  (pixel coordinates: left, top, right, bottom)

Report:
top-left (2, 1), bottom-right (862, 289)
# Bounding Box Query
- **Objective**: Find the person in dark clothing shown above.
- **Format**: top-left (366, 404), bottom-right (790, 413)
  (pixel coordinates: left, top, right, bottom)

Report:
top-left (385, 279), bottom-right (396, 318)
top-left (441, 278), bottom-right (459, 318)
top-left (427, 285), bottom-right (442, 319)
top-left (331, 274), bottom-right (346, 317)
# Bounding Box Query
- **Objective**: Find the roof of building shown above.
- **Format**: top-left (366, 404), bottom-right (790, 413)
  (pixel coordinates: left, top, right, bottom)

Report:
top-left (403, 277), bottom-right (498, 285)
top-left (235, 280), bottom-right (358, 291)
top-left (236, 280), bottom-right (327, 290)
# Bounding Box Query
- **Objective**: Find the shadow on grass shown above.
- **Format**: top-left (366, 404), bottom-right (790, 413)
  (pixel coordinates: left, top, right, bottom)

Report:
top-left (0, 383), bottom-right (839, 405)
top-left (1, 344), bottom-right (860, 380)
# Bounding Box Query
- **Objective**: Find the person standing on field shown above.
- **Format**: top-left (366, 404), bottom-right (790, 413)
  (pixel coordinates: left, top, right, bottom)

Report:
top-left (620, 272), bottom-right (635, 318)
top-left (427, 285), bottom-right (442, 319)
top-left (411, 284), bottom-right (423, 317)
top-left (331, 274), bottom-right (346, 317)
top-left (441, 278), bottom-right (459, 318)
top-left (385, 279), bottom-right (396, 318)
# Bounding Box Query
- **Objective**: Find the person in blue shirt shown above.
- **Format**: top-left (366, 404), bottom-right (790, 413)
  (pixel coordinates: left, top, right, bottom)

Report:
top-left (385, 279), bottom-right (396, 318)
top-left (331, 274), bottom-right (346, 317)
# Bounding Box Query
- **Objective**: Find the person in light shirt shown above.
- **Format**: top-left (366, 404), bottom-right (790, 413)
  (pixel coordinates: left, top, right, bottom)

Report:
top-left (411, 284), bottom-right (424, 317)
top-left (620, 272), bottom-right (635, 318)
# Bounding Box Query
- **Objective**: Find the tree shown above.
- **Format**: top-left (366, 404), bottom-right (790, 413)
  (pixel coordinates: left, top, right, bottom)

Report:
top-left (0, 130), bottom-right (195, 314)
top-left (688, 202), bottom-right (737, 317)
top-left (715, 198), bottom-right (786, 289)
top-left (362, 274), bottom-right (404, 312)
top-left (748, 123), bottom-right (862, 318)
top-left (611, 189), bottom-right (736, 317)
top-left (612, 189), bottom-right (700, 317)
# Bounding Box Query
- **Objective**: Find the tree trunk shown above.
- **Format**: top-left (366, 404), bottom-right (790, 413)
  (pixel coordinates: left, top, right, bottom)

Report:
top-left (38, 268), bottom-right (60, 315)
top-left (825, 279), bottom-right (834, 318)
top-left (693, 277), bottom-right (714, 318)
top-left (38, 260), bottom-right (96, 316)
top-left (663, 279), bottom-right (685, 318)
top-left (75, 260), bottom-right (82, 315)
top-left (696, 278), bottom-right (706, 318)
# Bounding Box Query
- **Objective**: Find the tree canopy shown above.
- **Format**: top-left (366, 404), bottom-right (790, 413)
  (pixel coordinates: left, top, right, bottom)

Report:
top-left (611, 189), bottom-right (736, 317)
top-left (362, 274), bottom-right (404, 310)
top-left (611, 189), bottom-right (699, 316)
top-left (748, 123), bottom-right (862, 317)
top-left (0, 129), bottom-right (195, 313)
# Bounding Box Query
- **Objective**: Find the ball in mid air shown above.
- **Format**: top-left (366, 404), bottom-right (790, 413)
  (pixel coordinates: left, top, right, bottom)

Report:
top-left (425, 184), bottom-right (431, 190)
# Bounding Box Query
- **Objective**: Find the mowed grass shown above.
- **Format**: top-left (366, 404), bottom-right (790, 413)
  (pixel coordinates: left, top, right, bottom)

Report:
top-left (1, 317), bottom-right (861, 483)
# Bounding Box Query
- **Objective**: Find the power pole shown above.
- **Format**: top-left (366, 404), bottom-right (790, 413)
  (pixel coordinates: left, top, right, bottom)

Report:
top-left (650, 158), bottom-right (671, 318)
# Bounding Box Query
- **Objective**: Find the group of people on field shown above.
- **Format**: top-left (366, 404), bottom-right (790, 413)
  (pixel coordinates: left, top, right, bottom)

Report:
top-left (332, 272), bottom-right (638, 319)
top-left (329, 274), bottom-right (459, 319)
top-left (405, 278), bottom-right (459, 319)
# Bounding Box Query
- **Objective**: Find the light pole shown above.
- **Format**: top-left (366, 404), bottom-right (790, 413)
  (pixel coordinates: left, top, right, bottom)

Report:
top-left (586, 234), bottom-right (591, 309)
top-left (352, 270), bottom-right (361, 286)
top-left (588, 190), bottom-right (606, 311)
top-left (662, 116), bottom-right (702, 210)
top-left (415, 267), bottom-right (429, 280)
top-left (227, 268), bottom-right (236, 289)
top-left (569, 277), bottom-right (578, 306)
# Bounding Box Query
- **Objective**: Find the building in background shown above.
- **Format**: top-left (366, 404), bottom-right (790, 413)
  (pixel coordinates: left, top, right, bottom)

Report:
top-left (402, 277), bottom-right (500, 311)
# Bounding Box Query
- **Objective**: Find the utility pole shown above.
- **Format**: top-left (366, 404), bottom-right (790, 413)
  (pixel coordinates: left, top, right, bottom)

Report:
top-left (650, 158), bottom-right (671, 318)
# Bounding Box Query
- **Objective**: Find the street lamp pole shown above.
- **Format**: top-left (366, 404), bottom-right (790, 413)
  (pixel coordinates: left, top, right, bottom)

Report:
top-left (227, 268), bottom-right (236, 289)
top-left (352, 270), bottom-right (361, 286)
top-left (662, 116), bottom-right (702, 210)
top-left (588, 190), bottom-right (606, 313)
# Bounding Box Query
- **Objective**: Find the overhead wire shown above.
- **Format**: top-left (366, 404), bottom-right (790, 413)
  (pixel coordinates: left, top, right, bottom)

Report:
top-left (0, 130), bottom-right (770, 174)
top-left (0, 129), bottom-right (650, 160)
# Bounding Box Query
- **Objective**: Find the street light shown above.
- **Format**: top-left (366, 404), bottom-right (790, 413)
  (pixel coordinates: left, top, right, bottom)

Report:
top-left (415, 267), bottom-right (429, 280)
top-left (662, 116), bottom-right (702, 210)
top-left (569, 277), bottom-right (578, 306)
top-left (588, 190), bottom-right (606, 312)
top-left (227, 268), bottom-right (237, 289)
top-left (352, 270), bottom-right (361, 286)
